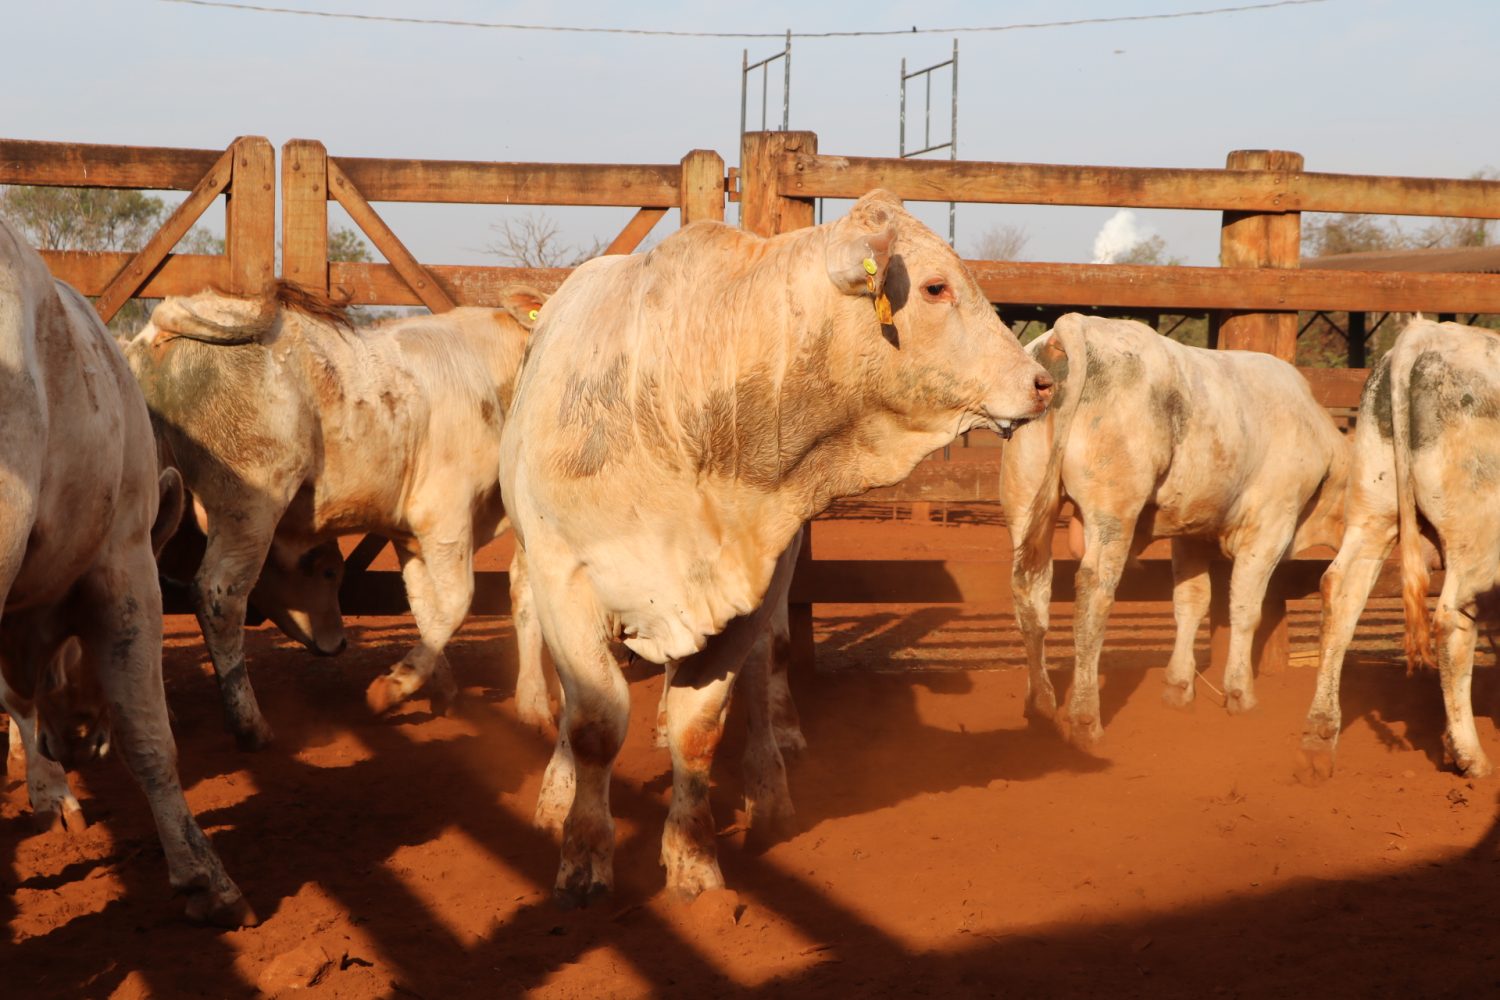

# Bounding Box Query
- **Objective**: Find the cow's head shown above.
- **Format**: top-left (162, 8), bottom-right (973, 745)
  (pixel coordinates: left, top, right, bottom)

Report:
top-left (825, 190), bottom-right (1053, 439)
top-left (251, 540), bottom-right (348, 657)
top-left (33, 638), bottom-right (111, 770)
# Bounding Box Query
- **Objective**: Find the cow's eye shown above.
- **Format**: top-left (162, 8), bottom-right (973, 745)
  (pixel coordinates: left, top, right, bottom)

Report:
top-left (921, 280), bottom-right (953, 303)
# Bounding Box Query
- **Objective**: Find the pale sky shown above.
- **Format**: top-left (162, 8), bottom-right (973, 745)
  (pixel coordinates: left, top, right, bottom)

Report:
top-left (5, 0), bottom-right (1495, 268)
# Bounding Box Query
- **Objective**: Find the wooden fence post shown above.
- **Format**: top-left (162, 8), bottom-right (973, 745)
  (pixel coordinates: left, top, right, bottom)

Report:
top-left (281, 139), bottom-right (329, 293)
top-left (1215, 149), bottom-right (1303, 358)
top-left (740, 131), bottom-right (821, 672)
top-left (1211, 149), bottom-right (1302, 677)
top-left (739, 131), bottom-right (818, 237)
top-left (225, 136), bottom-right (276, 295)
top-left (679, 149), bottom-right (725, 225)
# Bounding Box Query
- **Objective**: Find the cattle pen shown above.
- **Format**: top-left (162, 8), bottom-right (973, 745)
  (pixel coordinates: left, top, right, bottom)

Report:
top-left (8, 130), bottom-right (1494, 675)
top-left (6, 130), bottom-right (1500, 997)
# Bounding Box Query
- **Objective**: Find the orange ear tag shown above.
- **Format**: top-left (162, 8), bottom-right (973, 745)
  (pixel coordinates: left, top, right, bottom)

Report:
top-left (865, 262), bottom-right (893, 325)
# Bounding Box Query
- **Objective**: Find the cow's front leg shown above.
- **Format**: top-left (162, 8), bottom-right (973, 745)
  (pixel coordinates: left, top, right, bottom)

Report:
top-left (1299, 514), bottom-right (1394, 780)
top-left (1162, 538), bottom-right (1212, 709)
top-left (6, 705), bottom-right (85, 832)
top-left (195, 510), bottom-right (280, 750)
top-left (1064, 509), bottom-right (1138, 747)
top-left (663, 542), bottom-right (793, 894)
top-left (88, 550), bottom-right (254, 926)
top-left (739, 622), bottom-right (796, 849)
top-left (367, 532), bottom-right (474, 715)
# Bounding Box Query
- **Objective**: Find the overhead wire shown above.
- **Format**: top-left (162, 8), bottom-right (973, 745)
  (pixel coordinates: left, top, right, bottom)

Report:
top-left (157, 0), bottom-right (1337, 40)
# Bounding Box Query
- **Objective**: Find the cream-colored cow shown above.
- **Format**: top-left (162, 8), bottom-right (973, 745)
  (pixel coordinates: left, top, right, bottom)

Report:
top-left (1003, 314), bottom-right (1348, 746)
top-left (0, 217), bottom-right (250, 925)
top-left (124, 283), bottom-right (543, 749)
top-left (501, 190), bottom-right (1053, 904)
top-left (1302, 318), bottom-right (1500, 779)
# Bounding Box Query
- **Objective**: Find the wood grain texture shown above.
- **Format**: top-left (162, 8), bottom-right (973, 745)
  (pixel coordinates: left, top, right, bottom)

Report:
top-left (281, 139), bottom-right (329, 292)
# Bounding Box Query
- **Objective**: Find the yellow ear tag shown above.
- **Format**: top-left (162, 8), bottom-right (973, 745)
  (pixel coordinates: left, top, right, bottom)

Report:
top-left (528, 309), bottom-right (539, 322)
top-left (874, 292), bottom-right (894, 325)
top-left (862, 257), bottom-right (878, 275)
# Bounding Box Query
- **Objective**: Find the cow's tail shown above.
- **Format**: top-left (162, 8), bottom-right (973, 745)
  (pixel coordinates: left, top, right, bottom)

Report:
top-left (1388, 332), bottom-right (1434, 673)
top-left (149, 288), bottom-right (279, 346)
top-left (1017, 313), bottom-right (1089, 577)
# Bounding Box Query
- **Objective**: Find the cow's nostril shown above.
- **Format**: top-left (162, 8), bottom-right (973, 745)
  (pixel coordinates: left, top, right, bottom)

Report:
top-left (1035, 371), bottom-right (1056, 395)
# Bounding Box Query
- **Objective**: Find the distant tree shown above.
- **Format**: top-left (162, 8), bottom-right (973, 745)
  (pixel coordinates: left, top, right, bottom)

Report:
top-left (0, 185), bottom-right (230, 336)
top-left (1115, 234), bottom-right (1185, 267)
top-left (328, 225), bottom-right (372, 263)
top-left (967, 222), bottom-right (1029, 261)
top-left (485, 212), bottom-right (603, 268)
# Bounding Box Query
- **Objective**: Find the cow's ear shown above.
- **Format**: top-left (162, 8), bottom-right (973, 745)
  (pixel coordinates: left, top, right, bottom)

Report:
top-left (827, 224), bottom-right (894, 297)
top-left (46, 637), bottom-right (84, 696)
top-left (497, 285), bottom-right (548, 331)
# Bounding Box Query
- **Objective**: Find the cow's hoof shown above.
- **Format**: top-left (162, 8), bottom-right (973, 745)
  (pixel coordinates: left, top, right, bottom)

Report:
top-left (1445, 736), bottom-right (1494, 779)
top-left (60, 799), bottom-right (87, 834)
top-left (1024, 690), bottom-right (1058, 724)
top-left (773, 726), bottom-right (808, 756)
top-left (1160, 681), bottom-right (1195, 710)
top-left (552, 878), bottom-right (610, 911)
top-left (232, 720), bottom-right (275, 753)
top-left (1225, 689), bottom-right (1258, 715)
top-left (745, 805), bottom-right (798, 854)
top-left (1295, 740), bottom-right (1337, 785)
top-left (1060, 714), bottom-right (1103, 749)
top-left (185, 891), bottom-right (259, 929)
top-left (429, 685), bottom-right (459, 718)
top-left (365, 675), bottom-right (408, 715)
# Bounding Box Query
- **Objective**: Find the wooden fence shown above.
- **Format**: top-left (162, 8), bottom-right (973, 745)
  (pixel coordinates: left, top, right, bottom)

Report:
top-left (8, 130), bottom-right (1500, 675)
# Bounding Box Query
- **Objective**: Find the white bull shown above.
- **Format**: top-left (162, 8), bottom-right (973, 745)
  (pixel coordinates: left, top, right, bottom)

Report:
top-left (124, 283), bottom-right (544, 749)
top-left (0, 217), bottom-right (250, 925)
top-left (1003, 314), bottom-right (1348, 746)
top-left (501, 189), bottom-right (1053, 904)
top-left (1302, 318), bottom-right (1500, 779)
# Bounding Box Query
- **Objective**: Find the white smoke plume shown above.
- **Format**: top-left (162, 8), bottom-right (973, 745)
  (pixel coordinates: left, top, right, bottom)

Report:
top-left (1092, 209), bottom-right (1146, 264)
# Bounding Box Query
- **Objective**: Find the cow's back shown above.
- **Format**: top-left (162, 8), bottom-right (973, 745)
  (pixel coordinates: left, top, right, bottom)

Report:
top-left (1048, 316), bottom-right (1344, 541)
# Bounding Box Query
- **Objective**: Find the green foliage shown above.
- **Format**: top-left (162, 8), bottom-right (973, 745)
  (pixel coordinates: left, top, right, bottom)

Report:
top-left (328, 225), bottom-right (372, 263)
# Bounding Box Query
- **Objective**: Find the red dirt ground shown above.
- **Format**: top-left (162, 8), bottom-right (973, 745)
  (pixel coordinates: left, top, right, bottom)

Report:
top-left (5, 512), bottom-right (1500, 998)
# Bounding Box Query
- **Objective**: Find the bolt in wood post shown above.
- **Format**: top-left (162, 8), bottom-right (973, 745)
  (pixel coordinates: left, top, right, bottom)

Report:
top-left (281, 139), bottom-right (329, 293)
top-left (679, 149), bottom-right (726, 225)
top-left (738, 131), bottom-right (818, 237)
top-left (225, 136), bottom-right (276, 295)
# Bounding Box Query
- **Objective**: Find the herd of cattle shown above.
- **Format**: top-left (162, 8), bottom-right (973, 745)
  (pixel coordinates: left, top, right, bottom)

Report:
top-left (1, 188), bottom-right (1497, 927)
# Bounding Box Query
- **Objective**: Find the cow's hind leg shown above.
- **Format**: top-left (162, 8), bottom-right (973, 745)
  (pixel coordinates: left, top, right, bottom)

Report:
top-left (1162, 538), bottom-right (1212, 709)
top-left (740, 620), bottom-right (796, 849)
top-left (1299, 513), bottom-right (1395, 781)
top-left (1434, 546), bottom-right (1497, 778)
top-left (1220, 524), bottom-right (1296, 715)
top-left (1064, 505), bottom-right (1142, 747)
top-left (195, 509), bottom-right (281, 750)
top-left (367, 531), bottom-right (474, 715)
top-left (6, 705), bottom-right (85, 832)
top-left (509, 548), bottom-right (557, 730)
top-left (88, 548), bottom-right (253, 926)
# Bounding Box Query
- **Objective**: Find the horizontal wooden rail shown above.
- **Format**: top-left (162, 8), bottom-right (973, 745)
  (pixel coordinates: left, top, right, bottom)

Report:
top-left (782, 153), bottom-right (1500, 219)
top-left (329, 261), bottom-right (572, 305)
top-left (969, 261), bottom-right (1500, 314)
top-left (40, 250), bottom-right (227, 298)
top-left (331, 156), bottom-right (682, 207)
top-left (0, 138), bottom-right (225, 191)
